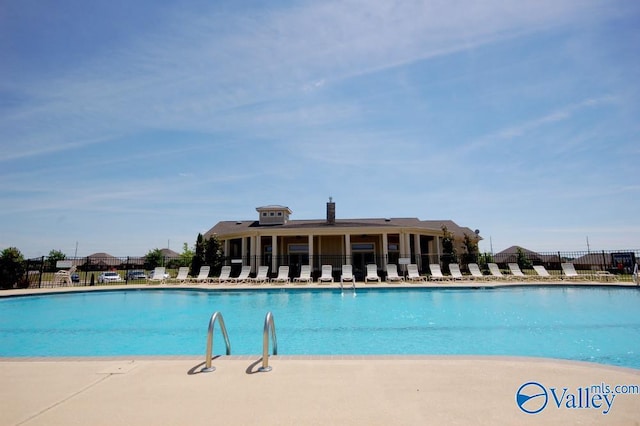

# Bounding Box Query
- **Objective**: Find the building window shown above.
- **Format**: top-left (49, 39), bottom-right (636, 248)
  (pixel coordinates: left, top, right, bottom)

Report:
top-left (288, 244), bottom-right (309, 253)
top-left (352, 243), bottom-right (375, 251)
top-left (262, 212), bottom-right (267, 217)
top-left (270, 212), bottom-right (275, 216)
top-left (277, 212), bottom-right (282, 216)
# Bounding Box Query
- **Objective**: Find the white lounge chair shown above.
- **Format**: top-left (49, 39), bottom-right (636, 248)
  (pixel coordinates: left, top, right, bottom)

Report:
top-left (340, 264), bottom-right (356, 286)
top-left (429, 264), bottom-right (448, 281)
top-left (230, 266), bottom-right (252, 283)
top-left (385, 264), bottom-right (404, 282)
top-left (507, 263), bottom-right (529, 280)
top-left (318, 265), bottom-right (334, 284)
top-left (271, 266), bottom-right (290, 284)
top-left (533, 265), bottom-right (554, 280)
top-left (211, 266), bottom-right (231, 284)
top-left (448, 264), bottom-right (464, 280)
top-left (53, 265), bottom-right (75, 286)
top-left (468, 263), bottom-right (486, 280)
top-left (250, 266), bottom-right (269, 284)
top-left (148, 267), bottom-right (167, 284)
top-left (488, 263), bottom-right (506, 280)
top-left (406, 264), bottom-right (427, 282)
top-left (174, 266), bottom-right (190, 284)
top-left (293, 265), bottom-right (312, 284)
top-left (561, 263), bottom-right (583, 280)
top-left (365, 264), bottom-right (381, 283)
top-left (633, 263), bottom-right (638, 285)
top-left (192, 265), bottom-right (211, 284)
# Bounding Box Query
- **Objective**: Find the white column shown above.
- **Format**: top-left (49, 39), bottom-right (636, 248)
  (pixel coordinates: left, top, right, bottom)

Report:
top-left (436, 236), bottom-right (441, 262)
top-left (250, 235), bottom-right (257, 273)
top-left (382, 233), bottom-right (389, 271)
top-left (345, 234), bottom-right (351, 265)
top-left (241, 237), bottom-right (247, 266)
top-left (272, 235), bottom-right (278, 273)
top-left (399, 232), bottom-right (406, 259)
top-left (224, 239), bottom-right (230, 261)
top-left (414, 234), bottom-right (421, 268)
top-left (256, 235), bottom-right (262, 272)
top-left (308, 234), bottom-right (314, 266)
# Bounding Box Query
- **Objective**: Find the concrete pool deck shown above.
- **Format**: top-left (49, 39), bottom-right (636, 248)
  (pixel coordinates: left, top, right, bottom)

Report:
top-left (1, 282), bottom-right (639, 425)
top-left (1, 356), bottom-right (639, 425)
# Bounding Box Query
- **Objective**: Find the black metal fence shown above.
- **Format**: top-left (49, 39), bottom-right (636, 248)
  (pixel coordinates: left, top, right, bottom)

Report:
top-left (21, 255), bottom-right (185, 288)
top-left (10, 249), bottom-right (640, 288)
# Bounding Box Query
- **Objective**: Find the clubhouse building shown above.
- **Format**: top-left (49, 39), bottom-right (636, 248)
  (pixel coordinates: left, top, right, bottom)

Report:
top-left (205, 199), bottom-right (480, 280)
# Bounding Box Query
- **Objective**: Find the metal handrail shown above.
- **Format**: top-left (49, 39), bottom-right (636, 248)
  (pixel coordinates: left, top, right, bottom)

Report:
top-left (258, 311), bottom-right (277, 372)
top-left (340, 278), bottom-right (356, 294)
top-left (201, 311), bottom-right (231, 373)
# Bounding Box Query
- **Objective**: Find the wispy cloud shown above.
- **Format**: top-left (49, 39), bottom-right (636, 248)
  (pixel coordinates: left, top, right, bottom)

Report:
top-left (1, 0), bottom-right (616, 160)
top-left (458, 95), bottom-right (618, 154)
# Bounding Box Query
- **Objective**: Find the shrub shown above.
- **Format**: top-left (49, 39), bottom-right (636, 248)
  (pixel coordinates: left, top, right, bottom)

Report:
top-left (144, 248), bottom-right (164, 270)
top-left (204, 236), bottom-right (224, 276)
top-left (439, 225), bottom-right (458, 272)
top-left (0, 247), bottom-right (26, 289)
top-left (461, 233), bottom-right (479, 265)
top-left (46, 249), bottom-right (66, 272)
top-left (517, 247), bottom-right (533, 270)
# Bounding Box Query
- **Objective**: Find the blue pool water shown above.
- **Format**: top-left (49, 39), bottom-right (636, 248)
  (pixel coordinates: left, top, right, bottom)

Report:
top-left (1, 287), bottom-right (639, 368)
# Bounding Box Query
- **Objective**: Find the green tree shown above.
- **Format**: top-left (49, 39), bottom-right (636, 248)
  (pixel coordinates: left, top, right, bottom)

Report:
top-left (144, 248), bottom-right (164, 269)
top-left (47, 249), bottom-right (66, 272)
top-left (190, 233), bottom-right (205, 276)
top-left (0, 247), bottom-right (26, 289)
top-left (178, 242), bottom-right (194, 267)
top-left (516, 247), bottom-right (533, 270)
top-left (478, 252), bottom-right (494, 269)
top-left (461, 233), bottom-right (479, 265)
top-left (440, 225), bottom-right (458, 272)
top-left (204, 235), bottom-right (224, 275)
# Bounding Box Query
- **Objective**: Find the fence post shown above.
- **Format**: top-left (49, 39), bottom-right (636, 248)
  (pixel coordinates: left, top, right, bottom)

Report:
top-left (38, 256), bottom-right (44, 288)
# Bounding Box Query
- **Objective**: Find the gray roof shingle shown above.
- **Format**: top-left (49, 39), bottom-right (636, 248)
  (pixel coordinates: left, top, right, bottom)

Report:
top-left (205, 217), bottom-right (477, 239)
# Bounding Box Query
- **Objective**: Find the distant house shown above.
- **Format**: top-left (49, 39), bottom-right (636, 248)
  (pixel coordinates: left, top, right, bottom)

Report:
top-left (204, 199), bottom-right (480, 278)
top-left (159, 248), bottom-right (180, 259)
top-left (84, 252), bottom-right (120, 270)
top-left (494, 246), bottom-right (543, 264)
top-left (493, 246), bottom-right (558, 266)
top-left (573, 252), bottom-right (611, 269)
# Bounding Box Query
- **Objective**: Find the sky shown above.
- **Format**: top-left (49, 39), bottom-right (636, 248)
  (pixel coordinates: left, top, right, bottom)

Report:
top-left (1, 0), bottom-right (639, 258)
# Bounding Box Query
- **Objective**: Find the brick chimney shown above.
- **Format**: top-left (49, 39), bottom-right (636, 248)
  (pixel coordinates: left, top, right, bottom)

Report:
top-left (326, 197), bottom-right (335, 225)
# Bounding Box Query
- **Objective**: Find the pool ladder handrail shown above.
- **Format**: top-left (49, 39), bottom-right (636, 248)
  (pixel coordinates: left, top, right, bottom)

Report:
top-left (202, 311), bottom-right (231, 373)
top-left (258, 311), bottom-right (278, 372)
top-left (339, 278), bottom-right (356, 297)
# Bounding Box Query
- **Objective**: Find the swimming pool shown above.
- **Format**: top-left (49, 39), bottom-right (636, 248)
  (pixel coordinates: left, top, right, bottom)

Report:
top-left (1, 287), bottom-right (639, 368)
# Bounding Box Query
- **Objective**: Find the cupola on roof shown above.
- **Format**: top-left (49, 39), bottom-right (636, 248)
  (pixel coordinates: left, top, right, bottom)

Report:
top-left (256, 205), bottom-right (292, 225)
